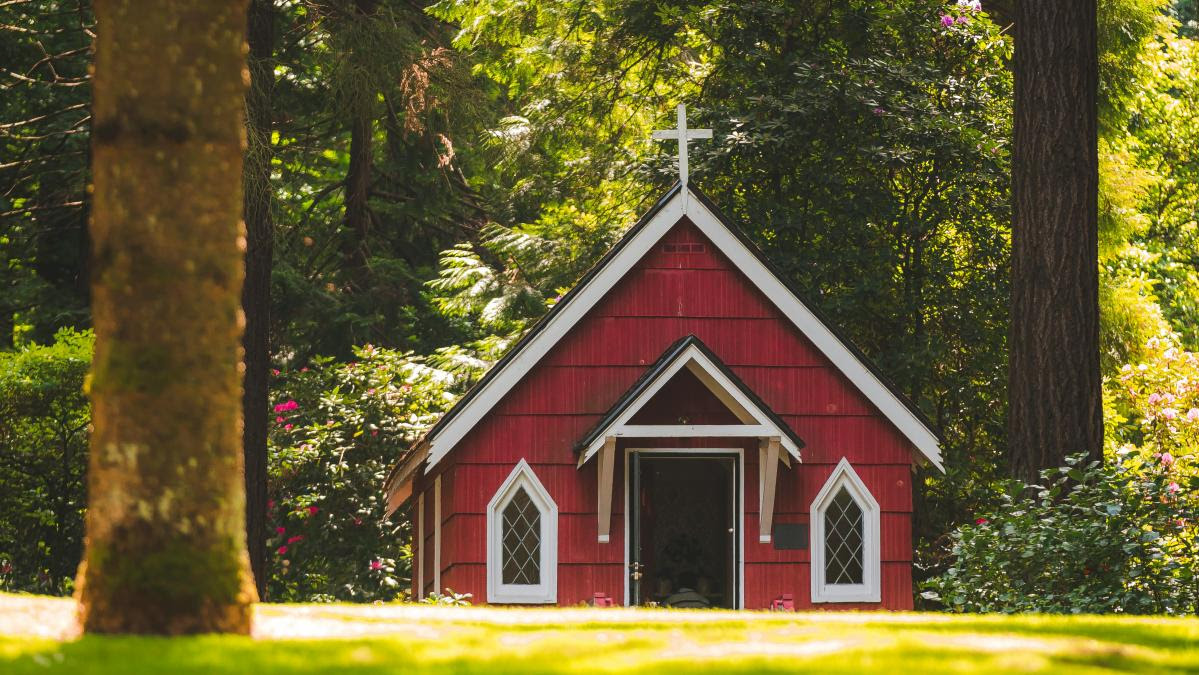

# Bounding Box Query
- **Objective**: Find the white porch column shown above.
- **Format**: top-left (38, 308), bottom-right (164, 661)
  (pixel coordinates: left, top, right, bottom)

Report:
top-left (597, 436), bottom-right (616, 543)
top-left (758, 437), bottom-right (781, 543)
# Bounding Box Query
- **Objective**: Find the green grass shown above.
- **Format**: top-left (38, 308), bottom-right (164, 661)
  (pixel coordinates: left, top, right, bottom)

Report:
top-left (2, 594), bottom-right (1198, 673)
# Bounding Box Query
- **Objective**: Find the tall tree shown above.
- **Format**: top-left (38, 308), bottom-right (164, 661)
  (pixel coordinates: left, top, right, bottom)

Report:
top-left (1009, 0), bottom-right (1102, 482)
top-left (76, 0), bottom-right (256, 634)
top-left (242, 0), bottom-right (276, 601)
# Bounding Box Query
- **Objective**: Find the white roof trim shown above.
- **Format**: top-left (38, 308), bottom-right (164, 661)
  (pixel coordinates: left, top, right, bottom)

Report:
top-left (577, 342), bottom-right (802, 463)
top-left (421, 187), bottom-right (943, 474)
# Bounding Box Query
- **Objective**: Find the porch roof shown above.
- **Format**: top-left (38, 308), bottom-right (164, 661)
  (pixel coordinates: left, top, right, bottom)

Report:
top-left (574, 335), bottom-right (805, 465)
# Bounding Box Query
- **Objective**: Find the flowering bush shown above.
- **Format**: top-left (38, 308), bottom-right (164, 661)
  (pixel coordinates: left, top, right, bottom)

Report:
top-left (926, 335), bottom-right (1199, 614)
top-left (265, 345), bottom-right (472, 602)
top-left (923, 452), bottom-right (1196, 614)
top-left (1110, 334), bottom-right (1199, 478)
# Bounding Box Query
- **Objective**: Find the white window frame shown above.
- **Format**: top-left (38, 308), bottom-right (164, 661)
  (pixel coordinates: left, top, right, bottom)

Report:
top-left (810, 457), bottom-right (881, 603)
top-left (487, 459), bottom-right (558, 604)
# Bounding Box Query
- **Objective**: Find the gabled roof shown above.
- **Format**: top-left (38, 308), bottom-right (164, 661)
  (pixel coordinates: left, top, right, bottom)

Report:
top-left (575, 335), bottom-right (804, 463)
top-left (385, 183), bottom-right (944, 508)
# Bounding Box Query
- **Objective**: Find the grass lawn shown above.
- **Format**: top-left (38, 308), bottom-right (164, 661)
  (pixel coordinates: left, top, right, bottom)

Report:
top-left (1, 594), bottom-right (1197, 673)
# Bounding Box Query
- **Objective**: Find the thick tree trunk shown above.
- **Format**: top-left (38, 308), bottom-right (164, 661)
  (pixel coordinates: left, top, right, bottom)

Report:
top-left (77, 0), bottom-right (255, 634)
top-left (1009, 0), bottom-right (1101, 484)
top-left (242, 0), bottom-right (275, 602)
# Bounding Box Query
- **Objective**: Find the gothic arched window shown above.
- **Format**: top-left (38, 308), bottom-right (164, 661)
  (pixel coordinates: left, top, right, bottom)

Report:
top-left (487, 459), bottom-right (557, 603)
top-left (810, 458), bottom-right (880, 603)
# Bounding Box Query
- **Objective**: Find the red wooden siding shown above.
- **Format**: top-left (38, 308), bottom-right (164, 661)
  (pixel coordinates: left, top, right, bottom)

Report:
top-left (419, 218), bottom-right (919, 609)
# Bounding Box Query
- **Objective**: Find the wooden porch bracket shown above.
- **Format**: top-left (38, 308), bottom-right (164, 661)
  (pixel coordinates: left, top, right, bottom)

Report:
top-left (758, 437), bottom-right (781, 543)
top-left (597, 437), bottom-right (616, 543)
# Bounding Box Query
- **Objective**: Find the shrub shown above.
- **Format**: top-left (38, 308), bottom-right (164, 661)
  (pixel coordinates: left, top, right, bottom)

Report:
top-left (265, 344), bottom-right (470, 602)
top-left (924, 451), bottom-right (1197, 614)
top-left (0, 329), bottom-right (92, 595)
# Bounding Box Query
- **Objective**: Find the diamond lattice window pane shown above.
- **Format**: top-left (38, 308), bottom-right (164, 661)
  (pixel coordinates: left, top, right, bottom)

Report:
top-left (824, 487), bottom-right (864, 585)
top-left (501, 487), bottom-right (541, 585)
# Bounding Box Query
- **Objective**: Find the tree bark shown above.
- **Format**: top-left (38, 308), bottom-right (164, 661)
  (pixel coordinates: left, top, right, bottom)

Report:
top-left (341, 0), bottom-right (378, 291)
top-left (1009, 0), bottom-right (1102, 484)
top-left (77, 0), bottom-right (256, 634)
top-left (242, 0), bottom-right (275, 603)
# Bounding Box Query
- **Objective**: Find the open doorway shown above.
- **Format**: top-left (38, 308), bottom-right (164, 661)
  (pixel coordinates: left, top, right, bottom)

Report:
top-left (628, 452), bottom-right (740, 608)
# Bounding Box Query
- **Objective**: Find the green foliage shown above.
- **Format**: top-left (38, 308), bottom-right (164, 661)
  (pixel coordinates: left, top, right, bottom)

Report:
top-left (0, 330), bottom-right (91, 595)
top-left (264, 345), bottom-right (484, 602)
top-left (419, 588), bottom-right (473, 605)
top-left (928, 336), bottom-right (1199, 615)
top-left (1123, 33), bottom-right (1199, 346)
top-left (0, 1), bottom-right (93, 346)
top-left (924, 451), bottom-right (1197, 614)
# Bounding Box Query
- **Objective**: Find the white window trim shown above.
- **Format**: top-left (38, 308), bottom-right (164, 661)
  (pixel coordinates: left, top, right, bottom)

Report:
top-left (487, 459), bottom-right (558, 604)
top-left (810, 457), bottom-right (881, 603)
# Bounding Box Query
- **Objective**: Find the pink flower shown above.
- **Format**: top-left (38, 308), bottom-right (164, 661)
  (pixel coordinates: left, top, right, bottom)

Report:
top-left (367, 388), bottom-right (375, 395)
top-left (277, 545), bottom-right (288, 555)
top-left (1187, 408), bottom-right (1199, 422)
top-left (1162, 408), bottom-right (1178, 421)
top-left (287, 535), bottom-right (304, 544)
top-left (940, 14), bottom-right (954, 26)
top-left (276, 526), bottom-right (286, 535)
top-left (268, 500), bottom-right (275, 509)
top-left (1161, 452), bottom-right (1175, 467)
top-left (955, 14), bottom-right (969, 24)
top-left (284, 424), bottom-right (293, 431)
top-left (354, 517), bottom-right (363, 526)
top-left (272, 369), bottom-right (281, 376)
top-left (370, 560), bottom-right (383, 570)
top-left (308, 506), bottom-right (319, 516)
top-left (1167, 481), bottom-right (1180, 495)
top-left (1148, 392), bottom-right (1163, 405)
top-left (872, 107), bottom-right (886, 116)
top-left (371, 430), bottom-right (379, 437)
top-left (273, 403), bottom-right (287, 412)
top-left (284, 400), bottom-right (299, 411)
top-left (276, 416), bottom-right (285, 424)
top-left (975, 517), bottom-right (989, 525)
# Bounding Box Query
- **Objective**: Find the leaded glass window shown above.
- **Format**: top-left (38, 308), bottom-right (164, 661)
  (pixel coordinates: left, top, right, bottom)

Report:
top-left (501, 487), bottom-right (541, 585)
top-left (823, 487), bottom-right (864, 585)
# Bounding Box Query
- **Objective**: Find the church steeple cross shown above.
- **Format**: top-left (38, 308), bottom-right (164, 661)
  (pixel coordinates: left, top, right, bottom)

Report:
top-left (652, 104), bottom-right (712, 194)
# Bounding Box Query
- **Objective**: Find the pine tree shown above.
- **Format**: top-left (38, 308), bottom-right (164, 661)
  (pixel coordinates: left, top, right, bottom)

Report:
top-left (1009, 0), bottom-right (1102, 482)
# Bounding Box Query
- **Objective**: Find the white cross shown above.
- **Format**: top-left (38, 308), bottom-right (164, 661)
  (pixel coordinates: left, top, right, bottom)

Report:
top-left (653, 103), bottom-right (712, 194)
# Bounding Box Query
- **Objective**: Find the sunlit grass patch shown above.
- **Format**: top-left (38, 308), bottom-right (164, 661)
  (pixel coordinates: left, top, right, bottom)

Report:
top-left (2, 594), bottom-right (1197, 673)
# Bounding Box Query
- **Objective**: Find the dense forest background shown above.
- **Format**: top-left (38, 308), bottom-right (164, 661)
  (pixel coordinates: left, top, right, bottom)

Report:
top-left (2, 0), bottom-right (1197, 605)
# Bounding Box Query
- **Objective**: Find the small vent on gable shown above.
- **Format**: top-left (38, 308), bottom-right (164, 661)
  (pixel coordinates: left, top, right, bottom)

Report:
top-left (662, 242), bottom-right (706, 254)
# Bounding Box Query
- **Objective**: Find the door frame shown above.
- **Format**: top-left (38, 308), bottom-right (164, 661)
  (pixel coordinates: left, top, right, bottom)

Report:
top-left (622, 446), bottom-right (744, 609)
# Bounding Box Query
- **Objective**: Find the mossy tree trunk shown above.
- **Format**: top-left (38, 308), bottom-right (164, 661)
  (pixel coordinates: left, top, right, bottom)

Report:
top-left (77, 0), bottom-right (256, 634)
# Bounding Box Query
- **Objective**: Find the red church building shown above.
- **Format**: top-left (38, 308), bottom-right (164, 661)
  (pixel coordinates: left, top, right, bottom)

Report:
top-left (384, 183), bottom-right (943, 610)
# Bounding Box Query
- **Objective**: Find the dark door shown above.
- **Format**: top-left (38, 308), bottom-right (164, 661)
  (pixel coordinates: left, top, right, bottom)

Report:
top-left (629, 453), bottom-right (738, 608)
